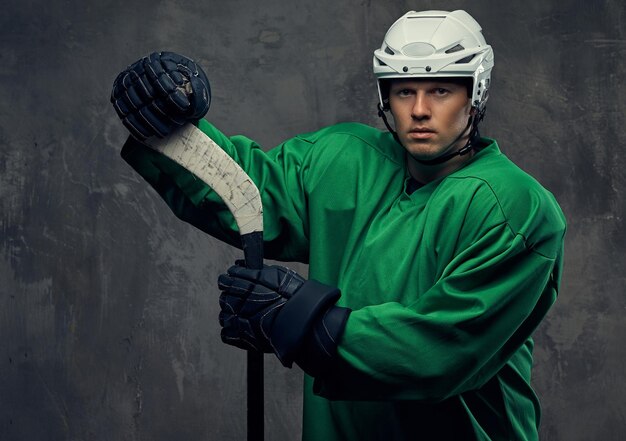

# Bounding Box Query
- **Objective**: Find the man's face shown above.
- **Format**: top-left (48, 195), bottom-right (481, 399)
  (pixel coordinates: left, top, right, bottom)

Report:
top-left (388, 78), bottom-right (473, 162)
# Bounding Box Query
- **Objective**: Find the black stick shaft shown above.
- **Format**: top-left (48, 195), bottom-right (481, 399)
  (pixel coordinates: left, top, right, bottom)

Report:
top-left (241, 232), bottom-right (264, 441)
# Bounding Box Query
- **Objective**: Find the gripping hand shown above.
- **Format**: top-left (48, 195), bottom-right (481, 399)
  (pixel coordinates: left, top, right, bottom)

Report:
top-left (218, 263), bottom-right (351, 377)
top-left (111, 51), bottom-right (211, 140)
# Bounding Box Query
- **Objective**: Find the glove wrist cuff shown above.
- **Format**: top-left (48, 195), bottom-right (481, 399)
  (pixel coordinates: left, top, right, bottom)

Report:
top-left (296, 305), bottom-right (350, 378)
top-left (270, 279), bottom-right (341, 367)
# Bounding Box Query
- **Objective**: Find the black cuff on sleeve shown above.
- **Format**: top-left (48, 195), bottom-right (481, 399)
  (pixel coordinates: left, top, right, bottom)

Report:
top-left (295, 305), bottom-right (350, 378)
top-left (270, 280), bottom-right (342, 367)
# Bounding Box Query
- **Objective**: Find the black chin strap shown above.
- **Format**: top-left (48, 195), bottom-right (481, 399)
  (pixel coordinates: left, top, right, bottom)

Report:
top-left (378, 103), bottom-right (486, 166)
top-left (378, 103), bottom-right (402, 145)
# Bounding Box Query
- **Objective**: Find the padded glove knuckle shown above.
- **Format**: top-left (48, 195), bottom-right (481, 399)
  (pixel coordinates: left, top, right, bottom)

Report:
top-left (122, 114), bottom-right (153, 141)
top-left (125, 85), bottom-right (145, 110)
top-left (280, 270), bottom-right (305, 297)
top-left (151, 99), bottom-right (187, 126)
top-left (217, 273), bottom-right (233, 290)
top-left (136, 106), bottom-right (173, 138)
top-left (166, 89), bottom-right (192, 112)
top-left (111, 97), bottom-right (130, 119)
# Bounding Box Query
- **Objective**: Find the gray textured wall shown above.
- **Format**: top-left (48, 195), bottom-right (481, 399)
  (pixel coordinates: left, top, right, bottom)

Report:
top-left (1, 0), bottom-right (624, 440)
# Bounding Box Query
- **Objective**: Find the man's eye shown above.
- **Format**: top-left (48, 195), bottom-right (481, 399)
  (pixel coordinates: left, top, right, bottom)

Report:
top-left (434, 88), bottom-right (449, 95)
top-left (398, 89), bottom-right (412, 97)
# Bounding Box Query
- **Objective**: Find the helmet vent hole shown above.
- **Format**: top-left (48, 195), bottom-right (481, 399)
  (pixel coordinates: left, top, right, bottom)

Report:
top-left (456, 54), bottom-right (475, 64)
top-left (445, 44), bottom-right (465, 54)
top-left (384, 46), bottom-right (395, 55)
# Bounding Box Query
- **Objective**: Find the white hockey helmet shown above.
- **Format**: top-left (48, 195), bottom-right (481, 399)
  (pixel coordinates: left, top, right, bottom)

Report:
top-left (373, 10), bottom-right (494, 112)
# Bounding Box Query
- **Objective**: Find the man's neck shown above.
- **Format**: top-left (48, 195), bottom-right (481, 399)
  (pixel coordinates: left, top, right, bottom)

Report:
top-left (406, 143), bottom-right (476, 184)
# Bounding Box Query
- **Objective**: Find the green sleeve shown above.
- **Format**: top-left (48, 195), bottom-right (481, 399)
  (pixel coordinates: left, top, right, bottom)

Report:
top-left (315, 185), bottom-right (565, 402)
top-left (120, 119), bottom-right (320, 262)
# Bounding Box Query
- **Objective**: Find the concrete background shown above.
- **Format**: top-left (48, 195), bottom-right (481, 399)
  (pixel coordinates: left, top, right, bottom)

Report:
top-left (0, 0), bottom-right (624, 440)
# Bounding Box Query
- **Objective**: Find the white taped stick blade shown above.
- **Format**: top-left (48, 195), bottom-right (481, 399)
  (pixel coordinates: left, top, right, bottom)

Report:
top-left (146, 124), bottom-right (263, 235)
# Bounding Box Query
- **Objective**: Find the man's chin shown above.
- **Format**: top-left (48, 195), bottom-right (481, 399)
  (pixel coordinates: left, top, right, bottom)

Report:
top-left (402, 140), bottom-right (443, 161)
top-left (402, 136), bottom-right (467, 163)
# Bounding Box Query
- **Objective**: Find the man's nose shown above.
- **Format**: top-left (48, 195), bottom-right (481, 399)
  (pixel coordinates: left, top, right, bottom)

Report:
top-left (411, 92), bottom-right (431, 120)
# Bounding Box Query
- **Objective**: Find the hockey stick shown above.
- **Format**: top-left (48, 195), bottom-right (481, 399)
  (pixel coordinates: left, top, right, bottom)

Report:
top-left (146, 123), bottom-right (264, 441)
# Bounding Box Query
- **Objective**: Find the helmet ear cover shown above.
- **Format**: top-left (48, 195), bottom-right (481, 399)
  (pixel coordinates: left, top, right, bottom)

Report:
top-left (379, 77), bottom-right (473, 111)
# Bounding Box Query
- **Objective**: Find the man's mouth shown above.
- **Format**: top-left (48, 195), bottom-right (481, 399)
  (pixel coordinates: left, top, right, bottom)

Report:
top-left (408, 127), bottom-right (436, 139)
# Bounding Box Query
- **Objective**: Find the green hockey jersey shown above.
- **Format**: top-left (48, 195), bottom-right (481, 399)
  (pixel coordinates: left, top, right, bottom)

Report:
top-left (121, 120), bottom-right (566, 441)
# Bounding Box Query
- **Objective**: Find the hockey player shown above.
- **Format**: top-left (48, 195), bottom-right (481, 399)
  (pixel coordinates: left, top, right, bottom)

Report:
top-left (112, 10), bottom-right (566, 440)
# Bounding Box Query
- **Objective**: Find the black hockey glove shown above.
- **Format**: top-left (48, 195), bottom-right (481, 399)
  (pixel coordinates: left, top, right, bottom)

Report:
top-left (110, 51), bottom-right (211, 140)
top-left (218, 262), bottom-right (351, 378)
